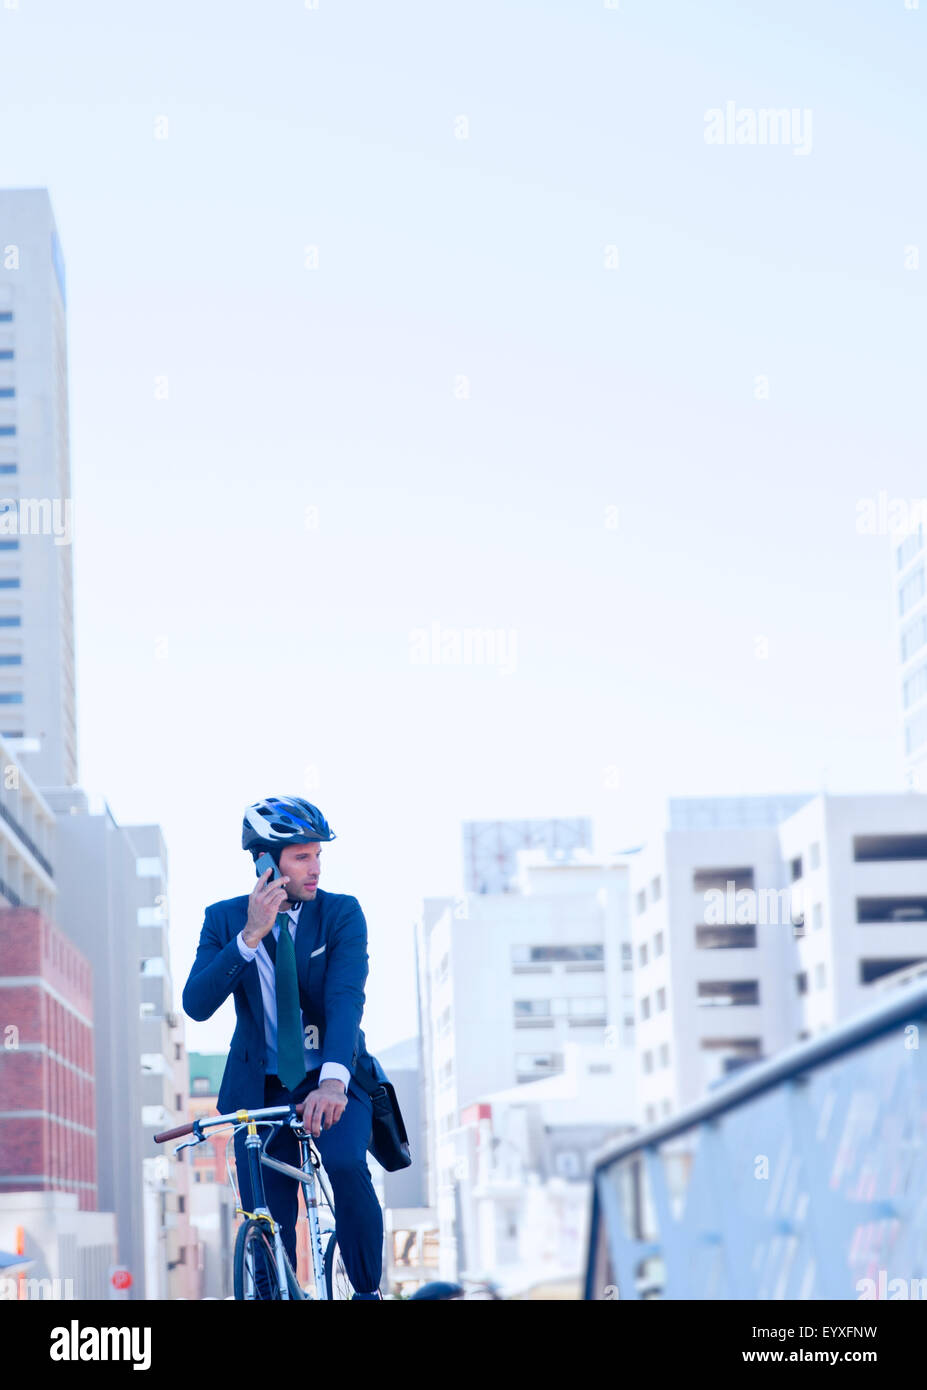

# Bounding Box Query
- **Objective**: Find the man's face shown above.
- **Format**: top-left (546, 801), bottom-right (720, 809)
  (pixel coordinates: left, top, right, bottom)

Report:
top-left (277, 842), bottom-right (322, 902)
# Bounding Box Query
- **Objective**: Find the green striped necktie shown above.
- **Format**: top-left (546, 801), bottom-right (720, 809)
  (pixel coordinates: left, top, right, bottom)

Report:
top-left (273, 912), bottom-right (307, 1090)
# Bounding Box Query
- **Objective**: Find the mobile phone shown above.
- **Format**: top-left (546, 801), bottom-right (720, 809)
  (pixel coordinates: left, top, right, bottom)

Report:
top-left (255, 850), bottom-right (281, 883)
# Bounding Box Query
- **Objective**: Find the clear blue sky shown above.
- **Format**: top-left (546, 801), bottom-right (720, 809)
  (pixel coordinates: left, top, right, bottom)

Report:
top-left (2, 0), bottom-right (924, 1055)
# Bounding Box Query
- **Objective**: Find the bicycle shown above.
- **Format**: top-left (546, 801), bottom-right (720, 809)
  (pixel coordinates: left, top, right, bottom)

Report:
top-left (154, 1103), bottom-right (358, 1299)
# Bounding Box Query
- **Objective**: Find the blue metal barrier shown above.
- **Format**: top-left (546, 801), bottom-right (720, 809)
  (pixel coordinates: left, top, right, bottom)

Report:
top-left (584, 979), bottom-right (927, 1299)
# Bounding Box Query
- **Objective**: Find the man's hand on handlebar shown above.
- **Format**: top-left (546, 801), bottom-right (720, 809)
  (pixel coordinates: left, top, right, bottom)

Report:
top-left (242, 867), bottom-right (292, 948)
top-left (300, 1079), bottom-right (347, 1136)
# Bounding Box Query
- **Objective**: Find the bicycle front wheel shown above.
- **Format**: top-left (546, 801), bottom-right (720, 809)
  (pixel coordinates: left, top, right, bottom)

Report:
top-left (234, 1217), bottom-right (302, 1300)
top-left (322, 1230), bottom-right (356, 1300)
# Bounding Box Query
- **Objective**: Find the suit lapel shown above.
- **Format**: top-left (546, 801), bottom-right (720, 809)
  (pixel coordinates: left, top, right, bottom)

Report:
top-left (295, 891), bottom-right (324, 986)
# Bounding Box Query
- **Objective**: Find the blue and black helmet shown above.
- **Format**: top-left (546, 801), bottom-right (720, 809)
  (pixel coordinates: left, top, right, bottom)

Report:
top-left (242, 796), bottom-right (336, 861)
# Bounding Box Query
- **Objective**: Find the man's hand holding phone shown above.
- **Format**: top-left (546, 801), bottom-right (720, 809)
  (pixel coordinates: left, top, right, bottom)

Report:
top-left (242, 866), bottom-right (291, 949)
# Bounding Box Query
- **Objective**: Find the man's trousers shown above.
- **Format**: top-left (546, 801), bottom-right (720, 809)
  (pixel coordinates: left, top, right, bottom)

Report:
top-left (232, 1069), bottom-right (383, 1297)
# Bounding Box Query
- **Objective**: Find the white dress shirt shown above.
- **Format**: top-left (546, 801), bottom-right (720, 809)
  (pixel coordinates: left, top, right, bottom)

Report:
top-left (236, 899), bottom-right (350, 1091)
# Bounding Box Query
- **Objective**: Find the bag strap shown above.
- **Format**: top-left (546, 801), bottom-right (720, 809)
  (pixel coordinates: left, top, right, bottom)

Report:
top-left (350, 1056), bottom-right (384, 1097)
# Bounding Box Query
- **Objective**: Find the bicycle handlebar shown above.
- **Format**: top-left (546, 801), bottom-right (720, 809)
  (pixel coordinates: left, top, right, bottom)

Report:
top-left (153, 1104), bottom-right (300, 1145)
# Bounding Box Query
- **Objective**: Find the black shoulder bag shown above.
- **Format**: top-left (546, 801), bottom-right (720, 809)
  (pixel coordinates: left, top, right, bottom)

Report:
top-left (351, 1055), bottom-right (412, 1172)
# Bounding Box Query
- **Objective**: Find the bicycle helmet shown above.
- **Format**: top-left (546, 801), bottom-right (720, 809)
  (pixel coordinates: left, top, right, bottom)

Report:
top-left (242, 796), bottom-right (336, 862)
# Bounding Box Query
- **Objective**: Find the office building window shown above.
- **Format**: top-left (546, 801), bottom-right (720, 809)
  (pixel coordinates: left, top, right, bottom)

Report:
top-left (640, 995), bottom-right (650, 1020)
top-left (650, 875), bottom-right (662, 902)
top-left (0, 693), bottom-right (22, 704)
top-left (0, 655), bottom-right (21, 665)
top-left (0, 578), bottom-right (20, 588)
top-left (859, 956), bottom-right (927, 984)
top-left (0, 313), bottom-right (11, 322)
top-left (0, 616), bottom-right (20, 626)
top-left (642, 1050), bottom-right (653, 1074)
top-left (0, 464), bottom-right (15, 474)
top-left (0, 428), bottom-right (15, 437)
top-left (0, 350), bottom-right (13, 359)
top-left (654, 931), bottom-right (664, 956)
top-left (0, 389), bottom-right (13, 399)
top-left (656, 986), bottom-right (666, 1011)
top-left (790, 856), bottom-right (803, 881)
top-left (854, 834), bottom-right (927, 863)
top-left (693, 866), bottom-right (754, 893)
top-left (638, 943), bottom-right (648, 967)
top-left (635, 889), bottom-right (646, 914)
top-left (697, 980), bottom-right (759, 1007)
top-left (899, 564), bottom-right (927, 617)
top-left (901, 611), bottom-right (927, 664)
top-left (897, 526), bottom-right (925, 571)
top-left (696, 923), bottom-right (757, 949)
top-left (0, 541), bottom-right (18, 550)
top-left (903, 659), bottom-right (927, 711)
top-left (512, 943), bottom-right (604, 964)
top-left (659, 1042), bottom-right (670, 1067)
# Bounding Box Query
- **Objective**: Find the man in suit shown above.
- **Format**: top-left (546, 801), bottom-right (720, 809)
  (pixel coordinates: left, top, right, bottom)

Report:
top-left (182, 795), bottom-right (384, 1299)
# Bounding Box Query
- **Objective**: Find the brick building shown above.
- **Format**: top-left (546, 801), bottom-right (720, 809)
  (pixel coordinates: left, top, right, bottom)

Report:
top-left (0, 906), bottom-right (97, 1211)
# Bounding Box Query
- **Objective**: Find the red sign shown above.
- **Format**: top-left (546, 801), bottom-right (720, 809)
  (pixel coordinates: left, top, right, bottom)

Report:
top-left (110, 1268), bottom-right (132, 1290)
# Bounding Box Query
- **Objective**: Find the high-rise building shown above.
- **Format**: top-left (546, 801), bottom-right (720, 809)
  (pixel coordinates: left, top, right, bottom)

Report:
top-left (630, 793), bottom-right (927, 1119)
top-left (0, 189), bottom-right (77, 788)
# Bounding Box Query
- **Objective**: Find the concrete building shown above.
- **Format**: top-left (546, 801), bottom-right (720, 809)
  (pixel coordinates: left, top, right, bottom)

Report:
top-left (459, 1042), bottom-right (635, 1297)
top-left (133, 822), bottom-right (198, 1300)
top-left (0, 1191), bottom-right (115, 1301)
top-left (630, 793), bottom-right (927, 1118)
top-left (415, 840), bottom-right (636, 1279)
top-left (0, 189), bottom-right (77, 788)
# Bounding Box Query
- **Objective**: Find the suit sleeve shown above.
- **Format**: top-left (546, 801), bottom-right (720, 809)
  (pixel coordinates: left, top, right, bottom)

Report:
top-left (321, 897), bottom-right (368, 1074)
top-left (182, 905), bottom-right (252, 1022)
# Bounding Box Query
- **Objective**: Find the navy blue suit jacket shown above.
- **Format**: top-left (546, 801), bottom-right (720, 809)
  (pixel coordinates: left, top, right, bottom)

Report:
top-left (182, 887), bottom-right (374, 1114)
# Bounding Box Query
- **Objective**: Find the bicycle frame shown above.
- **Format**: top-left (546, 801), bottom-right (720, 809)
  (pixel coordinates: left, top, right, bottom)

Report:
top-left (240, 1108), bottom-right (337, 1298)
top-left (165, 1104), bottom-right (337, 1300)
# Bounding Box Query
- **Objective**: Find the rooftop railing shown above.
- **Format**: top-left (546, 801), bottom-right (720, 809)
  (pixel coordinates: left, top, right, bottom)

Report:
top-left (584, 977), bottom-right (927, 1300)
